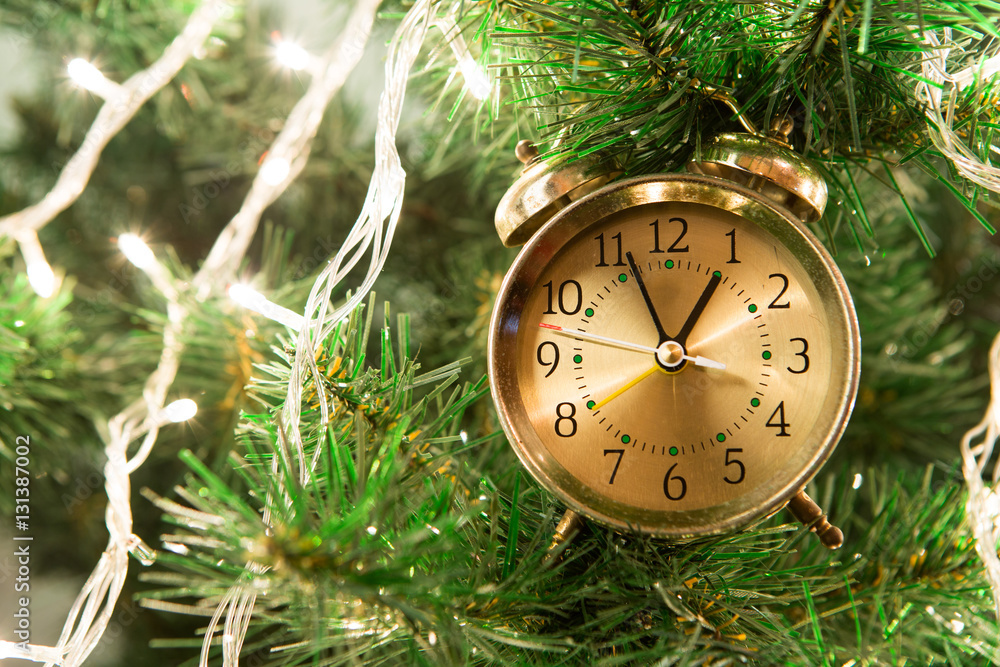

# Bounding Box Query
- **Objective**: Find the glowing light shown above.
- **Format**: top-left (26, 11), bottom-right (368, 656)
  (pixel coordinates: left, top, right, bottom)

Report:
top-left (67, 58), bottom-right (122, 99)
top-left (259, 157), bottom-right (290, 186)
top-left (68, 58), bottom-right (107, 91)
top-left (366, 526), bottom-right (377, 535)
top-left (164, 398), bottom-right (198, 422)
top-left (0, 3), bottom-right (231, 666)
top-left (228, 283), bottom-right (305, 330)
top-left (437, 15), bottom-right (491, 101)
top-left (852, 473), bottom-right (863, 489)
top-left (457, 57), bottom-right (490, 100)
top-left (14, 320), bottom-right (24, 327)
top-left (275, 41), bottom-right (311, 71)
top-left (27, 260), bottom-right (56, 298)
top-left (118, 233), bottom-right (156, 269)
top-left (18, 231), bottom-right (57, 298)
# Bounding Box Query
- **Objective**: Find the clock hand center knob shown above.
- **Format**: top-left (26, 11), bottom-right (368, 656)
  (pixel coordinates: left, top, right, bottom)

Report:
top-left (656, 340), bottom-right (685, 369)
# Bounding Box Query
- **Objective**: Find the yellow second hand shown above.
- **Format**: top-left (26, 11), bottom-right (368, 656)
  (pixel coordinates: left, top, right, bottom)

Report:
top-left (592, 364), bottom-right (660, 410)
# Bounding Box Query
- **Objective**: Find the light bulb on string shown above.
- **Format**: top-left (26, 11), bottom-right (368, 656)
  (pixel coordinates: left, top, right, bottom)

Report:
top-left (163, 398), bottom-right (198, 423)
top-left (259, 156), bottom-right (291, 186)
top-left (456, 56), bottom-right (490, 101)
top-left (27, 260), bottom-right (56, 299)
top-left (118, 232), bottom-right (179, 300)
top-left (272, 33), bottom-right (312, 72)
top-left (67, 58), bottom-right (123, 99)
top-left (118, 233), bottom-right (156, 270)
top-left (436, 15), bottom-right (491, 101)
top-left (18, 231), bottom-right (58, 298)
top-left (228, 283), bottom-right (304, 331)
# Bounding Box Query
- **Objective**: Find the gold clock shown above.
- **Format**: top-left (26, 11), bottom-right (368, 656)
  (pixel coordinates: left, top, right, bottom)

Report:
top-left (488, 131), bottom-right (860, 547)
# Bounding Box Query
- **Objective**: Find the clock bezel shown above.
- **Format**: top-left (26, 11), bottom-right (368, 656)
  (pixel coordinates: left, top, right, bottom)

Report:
top-left (488, 173), bottom-right (860, 538)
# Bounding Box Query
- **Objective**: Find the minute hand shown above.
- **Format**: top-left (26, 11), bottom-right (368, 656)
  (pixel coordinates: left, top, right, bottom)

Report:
top-left (673, 272), bottom-right (722, 345)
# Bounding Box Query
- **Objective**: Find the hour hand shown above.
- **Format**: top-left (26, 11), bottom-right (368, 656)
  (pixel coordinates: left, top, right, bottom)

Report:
top-left (673, 271), bottom-right (722, 346)
top-left (625, 252), bottom-right (669, 344)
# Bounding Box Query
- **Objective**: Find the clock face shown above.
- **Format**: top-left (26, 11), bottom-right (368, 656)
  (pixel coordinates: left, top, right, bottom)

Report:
top-left (489, 175), bottom-right (860, 537)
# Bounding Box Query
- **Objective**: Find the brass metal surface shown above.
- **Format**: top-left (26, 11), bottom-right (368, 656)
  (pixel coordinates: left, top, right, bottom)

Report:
top-left (787, 490), bottom-right (844, 549)
top-left (495, 153), bottom-right (621, 247)
top-left (488, 174), bottom-right (859, 538)
top-left (689, 133), bottom-right (828, 223)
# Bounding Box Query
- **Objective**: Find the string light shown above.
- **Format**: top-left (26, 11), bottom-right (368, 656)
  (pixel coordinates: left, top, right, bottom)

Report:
top-left (228, 284), bottom-right (304, 331)
top-left (917, 30), bottom-right (1000, 192)
top-left (193, 0), bottom-right (380, 291)
top-left (17, 231), bottom-right (57, 298)
top-left (258, 156), bottom-right (291, 186)
top-left (274, 39), bottom-right (312, 71)
top-left (26, 260), bottom-right (56, 298)
top-left (163, 398), bottom-right (198, 423)
top-left (205, 2), bottom-right (422, 660)
top-left (435, 13), bottom-right (490, 101)
top-left (0, 3), bottom-right (226, 666)
top-left (0, 0), bottom-right (227, 242)
top-left (118, 233), bottom-right (156, 270)
top-left (961, 332), bottom-right (1000, 619)
top-left (67, 58), bottom-right (123, 99)
top-left (118, 232), bottom-right (176, 300)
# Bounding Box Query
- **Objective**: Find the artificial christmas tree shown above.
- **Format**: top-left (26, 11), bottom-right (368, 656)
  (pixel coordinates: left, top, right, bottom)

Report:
top-left (1, 1), bottom-right (999, 665)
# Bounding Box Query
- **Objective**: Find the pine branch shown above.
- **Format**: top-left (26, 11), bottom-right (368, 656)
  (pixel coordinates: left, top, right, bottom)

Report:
top-left (456, 0), bottom-right (1000, 245)
top-left (138, 296), bottom-right (998, 666)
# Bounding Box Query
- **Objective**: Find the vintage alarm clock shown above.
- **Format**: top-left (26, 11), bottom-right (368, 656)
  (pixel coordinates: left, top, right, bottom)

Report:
top-left (487, 122), bottom-right (860, 548)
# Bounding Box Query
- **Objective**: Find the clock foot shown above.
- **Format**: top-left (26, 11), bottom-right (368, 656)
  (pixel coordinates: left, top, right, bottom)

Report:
top-left (787, 491), bottom-right (844, 549)
top-left (543, 509), bottom-right (585, 565)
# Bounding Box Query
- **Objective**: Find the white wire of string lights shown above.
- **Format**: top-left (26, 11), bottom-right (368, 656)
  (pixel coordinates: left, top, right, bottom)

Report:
top-left (0, 3), bottom-right (226, 663)
top-left (0, 0), bottom-right (386, 663)
top-left (285, 0), bottom-right (435, 484)
top-left (961, 333), bottom-right (1000, 618)
top-left (0, 0), bottom-right (229, 298)
top-left (916, 28), bottom-right (1000, 193)
top-left (916, 27), bottom-right (1000, 616)
top-left (194, 0), bottom-right (381, 293)
top-left (197, 3), bottom-right (442, 663)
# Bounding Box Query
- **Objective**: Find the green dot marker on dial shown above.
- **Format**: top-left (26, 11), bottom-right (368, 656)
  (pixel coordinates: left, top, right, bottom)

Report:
top-left (713, 270), bottom-right (722, 277)
top-left (748, 304), bottom-right (758, 313)
top-left (573, 354), bottom-right (583, 364)
top-left (751, 397), bottom-right (760, 407)
top-left (716, 432), bottom-right (726, 443)
top-left (585, 307), bottom-right (595, 317)
top-left (665, 260), bottom-right (674, 269)
top-left (618, 273), bottom-right (628, 283)
top-left (622, 434), bottom-right (631, 444)
top-left (586, 400), bottom-right (596, 410)
top-left (669, 446), bottom-right (678, 456)
top-left (762, 350), bottom-right (772, 360)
